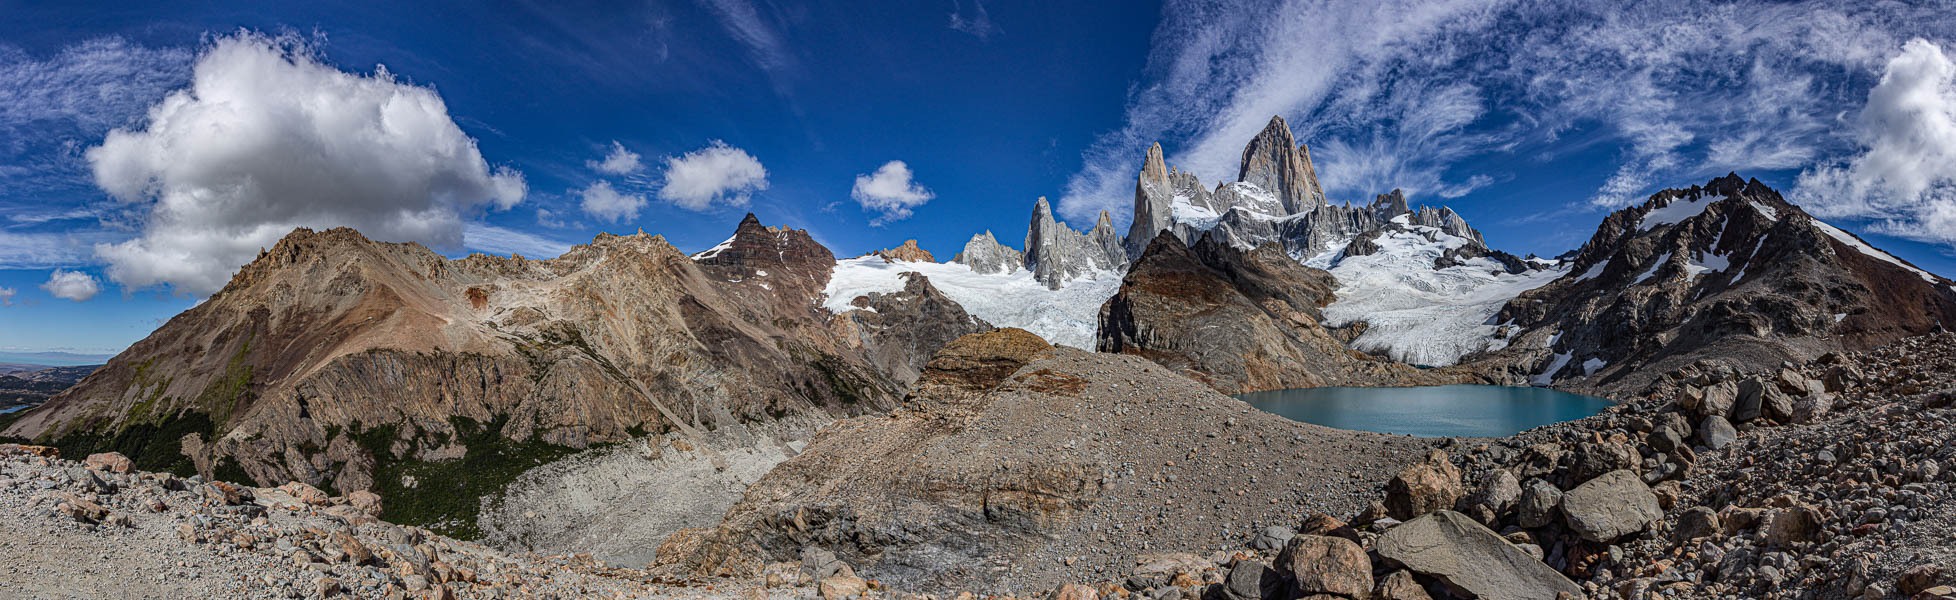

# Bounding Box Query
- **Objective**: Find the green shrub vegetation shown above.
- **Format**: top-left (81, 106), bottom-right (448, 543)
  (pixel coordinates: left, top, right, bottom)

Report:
top-left (354, 415), bottom-right (584, 540)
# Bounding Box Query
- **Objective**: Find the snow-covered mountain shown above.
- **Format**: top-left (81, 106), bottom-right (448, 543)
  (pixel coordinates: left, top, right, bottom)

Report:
top-left (1122, 117), bottom-right (1561, 367)
top-left (1492, 174), bottom-right (1956, 396)
top-left (829, 115), bottom-right (1559, 366)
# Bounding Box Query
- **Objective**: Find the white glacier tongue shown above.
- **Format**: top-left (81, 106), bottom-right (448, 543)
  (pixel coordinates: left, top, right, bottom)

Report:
top-left (1319, 227), bottom-right (1568, 367)
top-left (823, 256), bottom-right (1122, 349)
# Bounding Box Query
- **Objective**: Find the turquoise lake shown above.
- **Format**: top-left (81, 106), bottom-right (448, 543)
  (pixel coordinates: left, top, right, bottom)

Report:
top-left (1234, 384), bottom-right (1613, 438)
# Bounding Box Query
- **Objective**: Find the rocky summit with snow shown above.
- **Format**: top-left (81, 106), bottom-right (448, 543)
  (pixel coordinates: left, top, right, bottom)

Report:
top-left (8, 114), bottom-right (1956, 600)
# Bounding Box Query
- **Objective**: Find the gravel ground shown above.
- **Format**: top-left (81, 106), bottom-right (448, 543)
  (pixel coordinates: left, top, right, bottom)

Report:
top-left (0, 446), bottom-right (768, 599)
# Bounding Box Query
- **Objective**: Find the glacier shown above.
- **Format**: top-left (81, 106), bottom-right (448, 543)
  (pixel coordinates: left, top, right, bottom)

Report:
top-left (823, 256), bottom-right (1122, 349)
top-left (1317, 225), bottom-right (1568, 367)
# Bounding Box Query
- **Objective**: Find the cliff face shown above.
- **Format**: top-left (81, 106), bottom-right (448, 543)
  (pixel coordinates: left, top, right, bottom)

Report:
top-left (1487, 174), bottom-right (1956, 397)
top-left (1097, 232), bottom-right (1492, 393)
top-left (3, 215), bottom-right (921, 533)
top-left (1236, 115), bottom-right (1326, 216)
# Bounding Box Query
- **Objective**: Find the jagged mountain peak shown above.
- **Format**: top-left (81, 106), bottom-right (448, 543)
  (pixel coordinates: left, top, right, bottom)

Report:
top-left (1237, 115), bottom-right (1325, 215)
top-left (1141, 142), bottom-right (1168, 184)
top-left (1024, 197), bottom-right (1126, 289)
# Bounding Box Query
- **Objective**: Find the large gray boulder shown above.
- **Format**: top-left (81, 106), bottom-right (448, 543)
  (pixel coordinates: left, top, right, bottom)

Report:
top-left (1376, 510), bottom-right (1581, 600)
top-left (1688, 380), bottom-right (1737, 420)
top-left (1470, 469), bottom-right (1522, 516)
top-left (1560, 470), bottom-right (1663, 542)
top-left (1734, 378), bottom-right (1769, 422)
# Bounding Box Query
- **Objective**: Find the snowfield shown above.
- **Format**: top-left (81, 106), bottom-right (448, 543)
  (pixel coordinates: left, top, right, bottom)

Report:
top-left (823, 256), bottom-right (1123, 349)
top-left (1318, 226), bottom-right (1568, 367)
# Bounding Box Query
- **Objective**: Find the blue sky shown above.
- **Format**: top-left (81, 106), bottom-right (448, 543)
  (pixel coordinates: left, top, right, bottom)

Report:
top-left (4, 0), bottom-right (1956, 356)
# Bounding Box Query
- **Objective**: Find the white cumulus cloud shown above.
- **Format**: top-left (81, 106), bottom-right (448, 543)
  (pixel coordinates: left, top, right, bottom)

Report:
top-left (41, 269), bottom-right (99, 302)
top-left (851, 160), bottom-right (935, 225)
top-left (1796, 39), bottom-right (1956, 245)
top-left (657, 140), bottom-right (768, 211)
top-left (587, 141), bottom-right (642, 175)
top-left (0, 286), bottom-right (14, 306)
top-left (84, 32), bottom-right (526, 296)
top-left (577, 180), bottom-right (648, 223)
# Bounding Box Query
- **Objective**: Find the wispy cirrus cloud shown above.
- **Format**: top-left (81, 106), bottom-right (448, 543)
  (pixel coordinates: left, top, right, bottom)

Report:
top-left (463, 222), bottom-right (574, 259)
top-left (950, 0), bottom-right (1001, 41)
top-left (694, 0), bottom-right (797, 99)
top-left (1058, 0), bottom-right (1956, 225)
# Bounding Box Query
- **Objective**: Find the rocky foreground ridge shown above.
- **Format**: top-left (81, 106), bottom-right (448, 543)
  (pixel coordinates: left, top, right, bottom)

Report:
top-left (668, 331), bottom-right (1956, 600)
top-left (11, 330), bottom-right (1949, 599)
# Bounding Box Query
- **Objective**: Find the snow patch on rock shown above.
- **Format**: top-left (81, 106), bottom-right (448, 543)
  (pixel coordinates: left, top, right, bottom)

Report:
top-left (1638, 193), bottom-right (1714, 231)
top-left (1813, 220), bottom-right (1939, 284)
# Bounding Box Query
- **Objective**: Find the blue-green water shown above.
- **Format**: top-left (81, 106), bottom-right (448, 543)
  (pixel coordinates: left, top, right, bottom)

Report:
top-left (1234, 385), bottom-right (1613, 438)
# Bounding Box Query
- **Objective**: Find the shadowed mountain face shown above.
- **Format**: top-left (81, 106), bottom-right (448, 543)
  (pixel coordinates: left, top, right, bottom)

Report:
top-left (1098, 231), bottom-right (1494, 394)
top-left (1488, 174), bottom-right (1956, 397)
top-left (0, 214), bottom-right (981, 535)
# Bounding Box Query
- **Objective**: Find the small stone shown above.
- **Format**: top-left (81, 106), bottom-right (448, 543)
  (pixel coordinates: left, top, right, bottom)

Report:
top-left (1046, 583), bottom-right (1098, 600)
top-left (83, 452), bottom-right (133, 474)
top-left (1250, 526), bottom-right (1293, 552)
top-left (1374, 570), bottom-right (1434, 600)
top-left (347, 489), bottom-right (383, 517)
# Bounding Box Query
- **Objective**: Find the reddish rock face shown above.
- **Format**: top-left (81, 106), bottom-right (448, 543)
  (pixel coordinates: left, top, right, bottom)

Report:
top-left (866, 240), bottom-right (935, 263)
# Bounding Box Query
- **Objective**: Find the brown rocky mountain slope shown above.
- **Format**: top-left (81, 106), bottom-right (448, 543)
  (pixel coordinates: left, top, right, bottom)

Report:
top-left (1, 214), bottom-right (979, 539)
top-left (1487, 174), bottom-right (1956, 398)
top-left (671, 328), bottom-right (1448, 593)
top-left (1099, 231), bottom-right (1495, 393)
